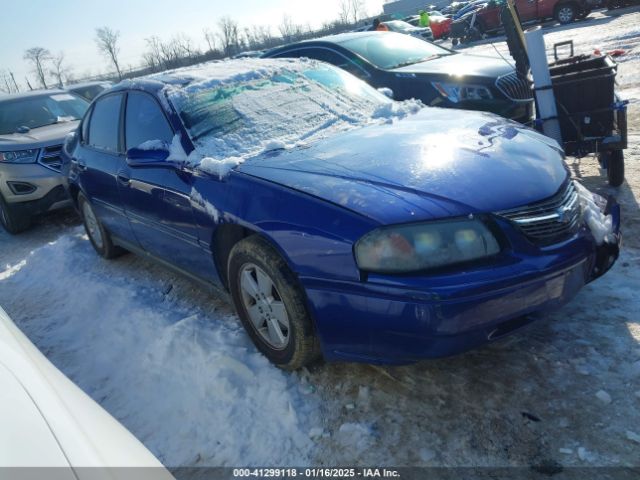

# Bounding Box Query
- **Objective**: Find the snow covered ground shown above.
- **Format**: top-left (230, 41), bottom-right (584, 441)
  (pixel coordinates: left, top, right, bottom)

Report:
top-left (1, 8), bottom-right (639, 470)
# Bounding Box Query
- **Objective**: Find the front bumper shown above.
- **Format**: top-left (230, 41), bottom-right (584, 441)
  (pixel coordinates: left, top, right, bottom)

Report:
top-left (302, 201), bottom-right (621, 365)
top-left (0, 163), bottom-right (70, 214)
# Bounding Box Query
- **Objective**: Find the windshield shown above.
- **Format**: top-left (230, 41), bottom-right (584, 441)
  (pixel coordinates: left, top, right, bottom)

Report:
top-left (171, 63), bottom-right (391, 155)
top-left (385, 21), bottom-right (416, 33)
top-left (0, 93), bottom-right (89, 135)
top-left (340, 32), bottom-right (451, 70)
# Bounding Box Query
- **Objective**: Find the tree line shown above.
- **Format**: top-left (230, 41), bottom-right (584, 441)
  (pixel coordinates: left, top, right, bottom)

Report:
top-left (1, 0), bottom-right (369, 93)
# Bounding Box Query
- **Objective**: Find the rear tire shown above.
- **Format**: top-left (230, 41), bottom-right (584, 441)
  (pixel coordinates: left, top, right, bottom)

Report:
top-left (228, 235), bottom-right (321, 370)
top-left (0, 194), bottom-right (31, 234)
top-left (78, 193), bottom-right (126, 259)
top-left (555, 3), bottom-right (577, 23)
top-left (601, 150), bottom-right (625, 187)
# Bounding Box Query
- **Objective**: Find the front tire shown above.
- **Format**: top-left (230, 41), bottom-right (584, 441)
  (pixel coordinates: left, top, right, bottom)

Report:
top-left (556, 3), bottom-right (577, 23)
top-left (228, 235), bottom-right (320, 370)
top-left (78, 193), bottom-right (125, 259)
top-left (0, 194), bottom-right (31, 234)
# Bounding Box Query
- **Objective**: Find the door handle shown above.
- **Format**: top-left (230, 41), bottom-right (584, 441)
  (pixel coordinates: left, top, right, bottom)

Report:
top-left (117, 173), bottom-right (131, 186)
top-left (76, 159), bottom-right (87, 171)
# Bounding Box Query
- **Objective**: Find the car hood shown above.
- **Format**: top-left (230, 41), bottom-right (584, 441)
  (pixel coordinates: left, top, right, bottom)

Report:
top-left (238, 108), bottom-right (567, 225)
top-left (0, 121), bottom-right (80, 150)
top-left (391, 53), bottom-right (514, 78)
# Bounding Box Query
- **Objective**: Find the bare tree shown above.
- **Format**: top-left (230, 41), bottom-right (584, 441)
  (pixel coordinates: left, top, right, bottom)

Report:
top-left (218, 16), bottom-right (240, 57)
top-left (0, 70), bottom-right (20, 93)
top-left (279, 15), bottom-right (304, 42)
top-left (338, 0), bottom-right (352, 24)
top-left (340, 0), bottom-right (367, 24)
top-left (95, 27), bottom-right (123, 79)
top-left (49, 52), bottom-right (70, 87)
top-left (23, 47), bottom-right (51, 88)
top-left (203, 28), bottom-right (218, 53)
top-left (143, 36), bottom-right (163, 70)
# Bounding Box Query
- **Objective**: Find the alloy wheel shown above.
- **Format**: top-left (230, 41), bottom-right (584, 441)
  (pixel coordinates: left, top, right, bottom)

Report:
top-left (239, 262), bottom-right (290, 350)
top-left (558, 7), bottom-right (573, 22)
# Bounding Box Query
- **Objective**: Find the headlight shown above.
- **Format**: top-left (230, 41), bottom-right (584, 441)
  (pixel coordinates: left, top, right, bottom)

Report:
top-left (431, 82), bottom-right (494, 103)
top-left (0, 149), bottom-right (39, 164)
top-left (355, 218), bottom-right (501, 274)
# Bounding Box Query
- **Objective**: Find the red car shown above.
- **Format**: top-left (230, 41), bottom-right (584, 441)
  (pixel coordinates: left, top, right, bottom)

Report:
top-left (467, 0), bottom-right (591, 37)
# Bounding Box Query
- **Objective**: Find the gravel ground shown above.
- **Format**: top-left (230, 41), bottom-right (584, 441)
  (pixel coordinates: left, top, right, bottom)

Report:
top-left (1, 8), bottom-right (638, 473)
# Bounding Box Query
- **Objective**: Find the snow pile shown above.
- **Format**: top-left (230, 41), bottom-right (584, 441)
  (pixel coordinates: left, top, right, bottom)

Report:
top-left (199, 156), bottom-right (245, 180)
top-left (153, 58), bottom-right (422, 178)
top-left (137, 139), bottom-right (166, 150)
top-left (190, 187), bottom-right (220, 222)
top-left (167, 134), bottom-right (188, 162)
top-left (575, 181), bottom-right (614, 245)
top-left (372, 98), bottom-right (423, 122)
top-left (0, 231), bottom-right (320, 467)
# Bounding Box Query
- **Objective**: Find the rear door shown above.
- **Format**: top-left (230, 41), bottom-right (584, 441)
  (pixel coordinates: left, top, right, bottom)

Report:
top-left (75, 93), bottom-right (134, 242)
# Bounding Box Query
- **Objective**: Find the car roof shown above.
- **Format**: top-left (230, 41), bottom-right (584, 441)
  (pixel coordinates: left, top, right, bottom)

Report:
top-left (66, 81), bottom-right (112, 89)
top-left (265, 31), bottom-right (402, 54)
top-left (0, 89), bottom-right (71, 103)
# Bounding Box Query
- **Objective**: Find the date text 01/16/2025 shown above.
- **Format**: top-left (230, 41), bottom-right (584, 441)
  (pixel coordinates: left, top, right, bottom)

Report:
top-left (232, 468), bottom-right (401, 478)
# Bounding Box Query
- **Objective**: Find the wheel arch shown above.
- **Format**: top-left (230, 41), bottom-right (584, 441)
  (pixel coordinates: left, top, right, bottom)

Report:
top-left (212, 223), bottom-right (301, 293)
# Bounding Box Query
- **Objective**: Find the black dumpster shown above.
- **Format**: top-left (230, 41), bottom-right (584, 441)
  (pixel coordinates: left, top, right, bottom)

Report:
top-left (545, 51), bottom-right (627, 186)
top-left (549, 54), bottom-right (617, 143)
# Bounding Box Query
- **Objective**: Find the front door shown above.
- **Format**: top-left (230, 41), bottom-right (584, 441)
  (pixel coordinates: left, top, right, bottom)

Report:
top-left (119, 90), bottom-right (214, 279)
top-left (76, 93), bottom-right (134, 242)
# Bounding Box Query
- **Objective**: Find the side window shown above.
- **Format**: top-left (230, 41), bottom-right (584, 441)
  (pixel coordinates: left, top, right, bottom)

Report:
top-left (125, 92), bottom-right (173, 151)
top-left (88, 94), bottom-right (123, 152)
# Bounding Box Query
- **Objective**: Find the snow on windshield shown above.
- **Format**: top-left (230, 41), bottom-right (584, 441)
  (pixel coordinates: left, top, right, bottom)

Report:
top-left (154, 58), bottom-right (422, 178)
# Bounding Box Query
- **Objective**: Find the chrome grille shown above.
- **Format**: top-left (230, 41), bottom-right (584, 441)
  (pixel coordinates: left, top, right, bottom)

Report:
top-left (497, 181), bottom-right (582, 244)
top-left (495, 71), bottom-right (533, 102)
top-left (38, 144), bottom-right (63, 172)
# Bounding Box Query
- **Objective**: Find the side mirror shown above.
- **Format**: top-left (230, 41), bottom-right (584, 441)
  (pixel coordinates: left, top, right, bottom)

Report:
top-left (126, 145), bottom-right (180, 169)
top-left (377, 87), bottom-right (394, 99)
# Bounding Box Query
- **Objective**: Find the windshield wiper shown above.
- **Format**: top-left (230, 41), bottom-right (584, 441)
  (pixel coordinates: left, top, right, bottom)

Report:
top-left (389, 55), bottom-right (441, 69)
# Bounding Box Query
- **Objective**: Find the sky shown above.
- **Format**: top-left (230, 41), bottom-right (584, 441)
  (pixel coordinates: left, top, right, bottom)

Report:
top-left (1, 0), bottom-right (384, 89)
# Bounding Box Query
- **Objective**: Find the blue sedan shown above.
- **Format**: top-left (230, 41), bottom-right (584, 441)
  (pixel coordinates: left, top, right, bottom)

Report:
top-left (63, 59), bottom-right (621, 369)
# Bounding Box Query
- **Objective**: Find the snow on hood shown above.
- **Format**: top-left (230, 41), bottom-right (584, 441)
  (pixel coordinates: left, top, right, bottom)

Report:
top-left (151, 58), bottom-right (423, 178)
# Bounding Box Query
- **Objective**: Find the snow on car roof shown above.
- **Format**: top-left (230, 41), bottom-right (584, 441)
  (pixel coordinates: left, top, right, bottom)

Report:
top-left (147, 57), bottom-right (309, 90)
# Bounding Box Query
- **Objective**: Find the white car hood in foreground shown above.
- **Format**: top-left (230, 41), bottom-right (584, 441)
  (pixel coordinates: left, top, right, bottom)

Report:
top-left (0, 306), bottom-right (173, 478)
